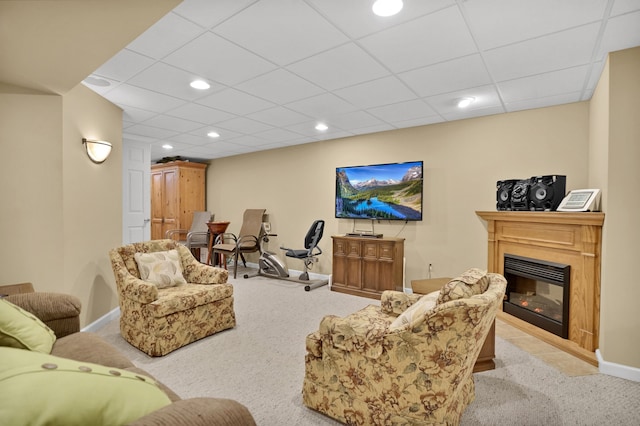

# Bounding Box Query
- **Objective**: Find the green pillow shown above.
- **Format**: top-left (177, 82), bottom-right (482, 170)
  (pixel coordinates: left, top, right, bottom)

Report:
top-left (0, 298), bottom-right (56, 353)
top-left (0, 347), bottom-right (171, 425)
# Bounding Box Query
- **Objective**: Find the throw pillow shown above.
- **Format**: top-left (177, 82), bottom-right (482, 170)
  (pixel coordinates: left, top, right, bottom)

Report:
top-left (134, 249), bottom-right (187, 288)
top-left (0, 299), bottom-right (56, 353)
top-left (389, 291), bottom-right (439, 331)
top-left (437, 268), bottom-right (489, 305)
top-left (0, 346), bottom-right (171, 425)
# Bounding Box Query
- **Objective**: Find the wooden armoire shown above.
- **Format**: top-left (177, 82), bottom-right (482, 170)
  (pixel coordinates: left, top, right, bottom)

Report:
top-left (151, 161), bottom-right (207, 240)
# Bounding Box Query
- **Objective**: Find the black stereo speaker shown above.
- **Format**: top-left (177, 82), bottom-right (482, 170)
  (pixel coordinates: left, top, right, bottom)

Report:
top-left (496, 179), bottom-right (519, 211)
top-left (528, 175), bottom-right (566, 211)
top-left (510, 180), bottom-right (531, 211)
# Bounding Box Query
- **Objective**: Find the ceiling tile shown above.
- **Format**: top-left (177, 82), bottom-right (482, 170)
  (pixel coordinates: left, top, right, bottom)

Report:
top-left (165, 102), bottom-right (236, 124)
top-left (163, 32), bottom-right (277, 86)
top-left (323, 111), bottom-right (385, 131)
top-left (126, 12), bottom-right (205, 59)
top-left (505, 92), bottom-right (583, 113)
top-left (236, 68), bottom-right (325, 104)
top-left (498, 66), bottom-right (590, 104)
top-left (141, 114), bottom-right (204, 133)
top-left (367, 99), bottom-right (438, 123)
top-left (196, 88), bottom-right (275, 115)
top-left (359, 6), bottom-right (477, 73)
top-left (334, 76), bottom-right (417, 109)
top-left (425, 84), bottom-right (503, 116)
top-left (172, 0), bottom-right (258, 29)
top-left (216, 116), bottom-right (274, 134)
top-left (252, 128), bottom-right (306, 143)
top-left (610, 0), bottom-right (640, 16)
top-left (287, 43), bottom-right (390, 91)
top-left (463, 0), bottom-right (607, 50)
top-left (285, 92), bottom-right (358, 119)
top-left (399, 54), bottom-right (492, 97)
top-left (213, 0), bottom-right (349, 65)
top-left (106, 84), bottom-right (186, 113)
top-left (127, 62), bottom-right (224, 101)
top-left (598, 10), bottom-right (640, 57)
top-left (247, 106), bottom-right (311, 127)
top-left (306, 0), bottom-right (457, 39)
top-left (125, 123), bottom-right (179, 139)
top-left (484, 23), bottom-right (601, 82)
top-left (93, 49), bottom-right (155, 82)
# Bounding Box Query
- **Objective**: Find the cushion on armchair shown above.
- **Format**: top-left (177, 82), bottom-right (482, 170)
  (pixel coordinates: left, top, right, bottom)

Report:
top-left (437, 268), bottom-right (489, 304)
top-left (0, 347), bottom-right (171, 426)
top-left (0, 299), bottom-right (56, 353)
top-left (389, 290), bottom-right (439, 331)
top-left (134, 249), bottom-right (187, 288)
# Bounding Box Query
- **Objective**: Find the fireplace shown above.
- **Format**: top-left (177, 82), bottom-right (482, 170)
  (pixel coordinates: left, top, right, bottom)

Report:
top-left (503, 254), bottom-right (570, 339)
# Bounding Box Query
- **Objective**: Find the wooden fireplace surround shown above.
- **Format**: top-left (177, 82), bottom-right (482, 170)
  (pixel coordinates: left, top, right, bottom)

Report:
top-left (476, 211), bottom-right (605, 366)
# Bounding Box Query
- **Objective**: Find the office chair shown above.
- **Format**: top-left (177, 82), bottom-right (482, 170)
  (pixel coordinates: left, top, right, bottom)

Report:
top-left (282, 219), bottom-right (324, 281)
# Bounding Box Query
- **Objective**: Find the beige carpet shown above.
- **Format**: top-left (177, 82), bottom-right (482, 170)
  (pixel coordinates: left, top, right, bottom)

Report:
top-left (94, 268), bottom-right (640, 425)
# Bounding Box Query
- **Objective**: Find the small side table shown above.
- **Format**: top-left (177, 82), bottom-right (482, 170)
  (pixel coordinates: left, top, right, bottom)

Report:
top-left (206, 221), bottom-right (230, 266)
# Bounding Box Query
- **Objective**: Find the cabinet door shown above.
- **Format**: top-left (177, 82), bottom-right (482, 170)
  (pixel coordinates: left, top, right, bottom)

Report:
top-left (150, 171), bottom-right (164, 239)
top-left (161, 169), bottom-right (178, 239)
top-left (332, 239), bottom-right (348, 286)
top-left (376, 242), bottom-right (397, 292)
top-left (361, 241), bottom-right (380, 292)
top-left (345, 240), bottom-right (362, 289)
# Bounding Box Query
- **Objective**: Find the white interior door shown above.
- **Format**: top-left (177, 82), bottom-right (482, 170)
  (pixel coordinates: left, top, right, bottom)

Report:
top-left (122, 140), bottom-right (150, 244)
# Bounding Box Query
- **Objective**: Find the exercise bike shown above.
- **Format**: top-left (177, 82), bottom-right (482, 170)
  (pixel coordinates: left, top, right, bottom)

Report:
top-left (244, 220), bottom-right (328, 291)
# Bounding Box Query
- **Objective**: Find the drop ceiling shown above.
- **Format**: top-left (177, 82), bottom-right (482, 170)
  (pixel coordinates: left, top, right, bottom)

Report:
top-left (81, 0), bottom-right (640, 162)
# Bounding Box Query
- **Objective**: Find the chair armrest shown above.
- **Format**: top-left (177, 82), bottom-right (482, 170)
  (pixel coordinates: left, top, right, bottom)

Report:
top-left (117, 271), bottom-right (159, 304)
top-left (176, 244), bottom-right (229, 284)
top-left (380, 290), bottom-right (422, 315)
top-left (129, 397), bottom-right (256, 426)
top-left (319, 306), bottom-right (391, 359)
top-left (165, 229), bottom-right (188, 239)
top-left (5, 292), bottom-right (81, 337)
top-left (0, 282), bottom-right (35, 296)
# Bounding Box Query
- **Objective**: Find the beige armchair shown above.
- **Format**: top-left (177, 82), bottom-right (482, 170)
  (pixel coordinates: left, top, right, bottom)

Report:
top-left (109, 239), bottom-right (235, 356)
top-left (303, 270), bottom-right (507, 425)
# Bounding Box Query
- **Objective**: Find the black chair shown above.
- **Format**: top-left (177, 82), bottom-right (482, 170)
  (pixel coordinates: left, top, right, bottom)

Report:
top-left (282, 220), bottom-right (324, 281)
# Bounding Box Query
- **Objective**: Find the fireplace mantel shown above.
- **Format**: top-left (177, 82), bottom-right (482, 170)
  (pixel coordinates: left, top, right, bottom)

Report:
top-left (476, 211), bottom-right (605, 365)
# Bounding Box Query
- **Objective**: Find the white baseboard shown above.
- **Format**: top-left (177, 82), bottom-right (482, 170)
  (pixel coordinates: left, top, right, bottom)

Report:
top-left (82, 307), bottom-right (120, 332)
top-left (596, 349), bottom-right (640, 382)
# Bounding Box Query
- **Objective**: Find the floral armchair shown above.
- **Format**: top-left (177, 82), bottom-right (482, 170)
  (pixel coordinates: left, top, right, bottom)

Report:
top-left (109, 239), bottom-right (235, 356)
top-left (303, 270), bottom-right (507, 425)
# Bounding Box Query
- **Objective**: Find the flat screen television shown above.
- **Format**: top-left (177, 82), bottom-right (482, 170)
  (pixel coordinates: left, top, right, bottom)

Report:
top-left (335, 161), bottom-right (423, 221)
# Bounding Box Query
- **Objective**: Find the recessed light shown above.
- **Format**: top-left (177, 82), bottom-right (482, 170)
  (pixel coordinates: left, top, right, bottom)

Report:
top-left (83, 76), bottom-right (111, 87)
top-left (162, 144), bottom-right (173, 150)
top-left (315, 123), bottom-right (328, 131)
top-left (457, 97), bottom-right (475, 108)
top-left (372, 0), bottom-right (403, 17)
top-left (190, 80), bottom-right (210, 90)
top-left (207, 131), bottom-right (220, 138)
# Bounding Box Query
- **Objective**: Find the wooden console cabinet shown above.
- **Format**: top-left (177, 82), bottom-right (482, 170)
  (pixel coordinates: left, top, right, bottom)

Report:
top-left (331, 236), bottom-right (404, 299)
top-left (151, 161), bottom-right (207, 240)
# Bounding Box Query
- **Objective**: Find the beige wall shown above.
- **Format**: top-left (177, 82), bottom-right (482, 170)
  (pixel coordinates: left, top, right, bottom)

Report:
top-left (0, 83), bottom-right (122, 326)
top-left (206, 103), bottom-right (589, 285)
top-left (597, 47), bottom-right (640, 369)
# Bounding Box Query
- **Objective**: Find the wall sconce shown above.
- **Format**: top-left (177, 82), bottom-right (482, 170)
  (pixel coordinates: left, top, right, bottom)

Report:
top-left (82, 138), bottom-right (112, 163)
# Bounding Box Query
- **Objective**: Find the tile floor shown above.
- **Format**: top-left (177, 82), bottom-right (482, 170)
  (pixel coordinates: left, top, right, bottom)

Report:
top-left (495, 318), bottom-right (599, 376)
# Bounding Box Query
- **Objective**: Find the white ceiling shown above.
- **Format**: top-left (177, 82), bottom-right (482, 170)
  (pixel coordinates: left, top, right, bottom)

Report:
top-left (82, 0), bottom-right (640, 162)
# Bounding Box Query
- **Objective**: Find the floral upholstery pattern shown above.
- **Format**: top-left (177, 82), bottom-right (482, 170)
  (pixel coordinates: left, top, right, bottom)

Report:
top-left (303, 273), bottom-right (507, 425)
top-left (437, 268), bottom-right (489, 305)
top-left (109, 240), bottom-right (235, 356)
